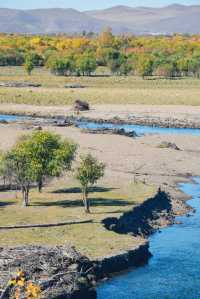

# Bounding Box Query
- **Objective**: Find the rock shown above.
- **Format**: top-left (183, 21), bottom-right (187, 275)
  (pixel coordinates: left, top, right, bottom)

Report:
top-left (74, 100), bottom-right (90, 112)
top-left (65, 84), bottom-right (86, 89)
top-left (82, 128), bottom-right (137, 138)
top-left (0, 245), bottom-right (97, 299)
top-left (55, 119), bottom-right (73, 127)
top-left (35, 126), bottom-right (43, 130)
top-left (0, 119), bottom-right (8, 124)
top-left (0, 82), bottom-right (41, 88)
top-left (159, 142), bottom-right (181, 151)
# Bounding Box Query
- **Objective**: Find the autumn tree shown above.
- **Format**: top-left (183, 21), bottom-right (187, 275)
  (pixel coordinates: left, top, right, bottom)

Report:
top-left (98, 27), bottom-right (114, 48)
top-left (76, 154), bottom-right (105, 213)
top-left (135, 54), bottom-right (154, 78)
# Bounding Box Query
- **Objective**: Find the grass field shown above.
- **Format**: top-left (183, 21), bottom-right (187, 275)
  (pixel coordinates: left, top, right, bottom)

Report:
top-left (0, 177), bottom-right (156, 259)
top-left (0, 66), bottom-right (200, 106)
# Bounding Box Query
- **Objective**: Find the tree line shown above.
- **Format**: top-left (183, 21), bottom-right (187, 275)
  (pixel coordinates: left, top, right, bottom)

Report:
top-left (0, 131), bottom-right (105, 213)
top-left (1, 30), bottom-right (200, 78)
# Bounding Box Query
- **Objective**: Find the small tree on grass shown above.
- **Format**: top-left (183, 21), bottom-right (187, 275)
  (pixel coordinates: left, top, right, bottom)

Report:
top-left (76, 154), bottom-right (105, 213)
top-left (2, 131), bottom-right (77, 207)
top-left (4, 139), bottom-right (36, 207)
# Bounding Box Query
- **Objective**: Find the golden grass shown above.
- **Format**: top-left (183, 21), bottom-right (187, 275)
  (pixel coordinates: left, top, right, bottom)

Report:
top-left (0, 66), bottom-right (200, 106)
top-left (0, 179), bottom-right (156, 259)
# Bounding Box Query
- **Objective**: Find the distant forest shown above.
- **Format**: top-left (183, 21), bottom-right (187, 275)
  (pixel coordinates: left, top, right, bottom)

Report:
top-left (1, 29), bottom-right (200, 78)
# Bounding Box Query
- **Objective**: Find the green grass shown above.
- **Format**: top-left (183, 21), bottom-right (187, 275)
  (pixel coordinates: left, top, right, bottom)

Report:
top-left (0, 179), bottom-right (156, 259)
top-left (0, 66), bottom-right (200, 106)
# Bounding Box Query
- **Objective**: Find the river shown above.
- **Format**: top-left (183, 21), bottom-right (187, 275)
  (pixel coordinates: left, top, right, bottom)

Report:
top-left (77, 121), bottom-right (200, 136)
top-left (98, 179), bottom-right (200, 299)
top-left (0, 114), bottom-right (27, 122)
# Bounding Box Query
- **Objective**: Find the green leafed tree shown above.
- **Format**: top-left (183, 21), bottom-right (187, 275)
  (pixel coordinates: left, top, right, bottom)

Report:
top-left (25, 131), bottom-right (77, 192)
top-left (2, 131), bottom-right (77, 206)
top-left (76, 154), bottom-right (105, 213)
top-left (24, 55), bottom-right (34, 75)
top-left (76, 53), bottom-right (97, 76)
top-left (46, 55), bottom-right (75, 76)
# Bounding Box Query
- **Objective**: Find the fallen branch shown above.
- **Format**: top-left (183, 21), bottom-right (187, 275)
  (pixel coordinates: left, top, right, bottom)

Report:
top-left (0, 220), bottom-right (92, 230)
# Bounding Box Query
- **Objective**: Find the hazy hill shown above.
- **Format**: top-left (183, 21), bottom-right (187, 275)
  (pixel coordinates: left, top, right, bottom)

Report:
top-left (86, 4), bottom-right (200, 34)
top-left (0, 8), bottom-right (104, 34)
top-left (0, 4), bottom-right (199, 34)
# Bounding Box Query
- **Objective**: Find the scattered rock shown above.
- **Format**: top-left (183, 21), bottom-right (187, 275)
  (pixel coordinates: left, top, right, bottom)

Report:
top-left (0, 119), bottom-right (8, 124)
top-left (82, 128), bottom-right (137, 138)
top-left (35, 126), bottom-right (43, 130)
top-left (74, 100), bottom-right (90, 112)
top-left (54, 119), bottom-right (73, 127)
top-left (159, 142), bottom-right (181, 151)
top-left (0, 82), bottom-right (41, 88)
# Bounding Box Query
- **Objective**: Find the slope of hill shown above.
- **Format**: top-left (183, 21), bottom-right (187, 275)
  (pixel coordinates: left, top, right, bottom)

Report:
top-left (0, 5), bottom-right (199, 34)
top-left (0, 8), bottom-right (104, 34)
top-left (86, 4), bottom-right (200, 34)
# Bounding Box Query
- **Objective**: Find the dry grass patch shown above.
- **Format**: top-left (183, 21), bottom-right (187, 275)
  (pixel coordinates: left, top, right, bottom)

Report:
top-left (0, 67), bottom-right (200, 106)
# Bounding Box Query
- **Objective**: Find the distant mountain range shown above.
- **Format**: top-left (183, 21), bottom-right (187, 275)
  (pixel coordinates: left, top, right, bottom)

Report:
top-left (0, 4), bottom-right (200, 35)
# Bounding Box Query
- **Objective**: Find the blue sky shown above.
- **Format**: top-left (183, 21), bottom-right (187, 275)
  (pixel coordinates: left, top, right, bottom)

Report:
top-left (0, 0), bottom-right (199, 10)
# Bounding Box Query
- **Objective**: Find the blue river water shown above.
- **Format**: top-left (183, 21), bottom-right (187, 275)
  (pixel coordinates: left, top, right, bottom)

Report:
top-left (0, 114), bottom-right (26, 122)
top-left (2, 114), bottom-right (200, 136)
top-left (98, 179), bottom-right (200, 299)
top-left (77, 121), bottom-right (200, 136)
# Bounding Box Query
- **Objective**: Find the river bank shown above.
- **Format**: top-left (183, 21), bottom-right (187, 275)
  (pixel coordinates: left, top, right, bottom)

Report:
top-left (1, 104), bottom-right (200, 129)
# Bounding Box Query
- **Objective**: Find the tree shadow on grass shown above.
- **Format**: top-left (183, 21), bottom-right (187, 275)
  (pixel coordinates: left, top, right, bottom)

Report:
top-left (0, 201), bottom-right (15, 208)
top-left (34, 197), bottom-right (135, 209)
top-left (52, 186), bottom-right (117, 194)
top-left (146, 76), bottom-right (184, 81)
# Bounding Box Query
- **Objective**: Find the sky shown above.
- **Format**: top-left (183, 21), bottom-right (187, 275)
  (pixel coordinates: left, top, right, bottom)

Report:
top-left (0, 0), bottom-right (199, 10)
